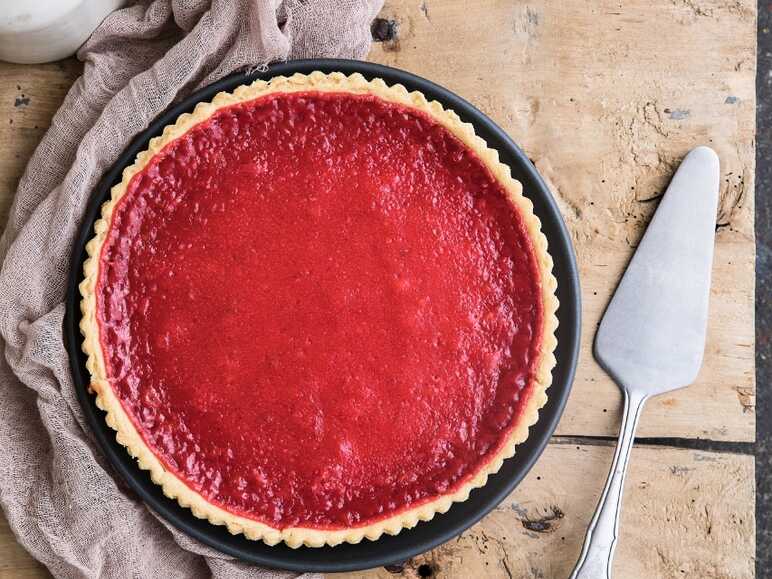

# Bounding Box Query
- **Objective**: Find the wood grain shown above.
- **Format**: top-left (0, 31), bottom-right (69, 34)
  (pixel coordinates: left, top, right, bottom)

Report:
top-left (0, 60), bottom-right (81, 229)
top-left (368, 0), bottom-right (756, 442)
top-left (0, 513), bottom-right (49, 579)
top-left (329, 442), bottom-right (754, 579)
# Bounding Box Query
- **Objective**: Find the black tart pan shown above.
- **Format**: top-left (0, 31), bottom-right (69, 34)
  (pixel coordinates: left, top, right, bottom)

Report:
top-left (64, 59), bottom-right (581, 573)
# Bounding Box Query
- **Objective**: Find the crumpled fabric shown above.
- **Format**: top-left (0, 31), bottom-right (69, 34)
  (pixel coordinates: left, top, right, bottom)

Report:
top-left (0, 1), bottom-right (382, 577)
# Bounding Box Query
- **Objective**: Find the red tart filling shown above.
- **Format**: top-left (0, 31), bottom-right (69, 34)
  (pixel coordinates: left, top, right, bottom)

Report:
top-left (96, 91), bottom-right (544, 530)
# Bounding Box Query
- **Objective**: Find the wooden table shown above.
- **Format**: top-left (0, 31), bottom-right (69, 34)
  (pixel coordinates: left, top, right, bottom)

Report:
top-left (0, 1), bottom-right (756, 577)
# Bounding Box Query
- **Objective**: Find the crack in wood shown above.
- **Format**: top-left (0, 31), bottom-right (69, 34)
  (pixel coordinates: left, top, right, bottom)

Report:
top-left (420, 0), bottom-right (431, 22)
top-left (371, 18), bottom-right (399, 43)
top-left (501, 554), bottom-right (514, 579)
top-left (520, 505), bottom-right (565, 533)
top-left (550, 434), bottom-right (754, 455)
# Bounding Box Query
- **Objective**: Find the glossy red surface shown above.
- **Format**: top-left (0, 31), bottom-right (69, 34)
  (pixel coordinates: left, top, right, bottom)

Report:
top-left (96, 91), bottom-right (544, 530)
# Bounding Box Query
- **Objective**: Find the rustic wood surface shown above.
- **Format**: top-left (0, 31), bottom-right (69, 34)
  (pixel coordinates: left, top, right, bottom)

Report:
top-left (329, 443), bottom-right (754, 579)
top-left (369, 0), bottom-right (757, 443)
top-left (0, 0), bottom-right (757, 577)
top-left (0, 515), bottom-right (48, 579)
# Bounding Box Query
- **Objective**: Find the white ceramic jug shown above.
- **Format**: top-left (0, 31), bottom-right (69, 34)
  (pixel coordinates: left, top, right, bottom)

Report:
top-left (0, 0), bottom-right (123, 63)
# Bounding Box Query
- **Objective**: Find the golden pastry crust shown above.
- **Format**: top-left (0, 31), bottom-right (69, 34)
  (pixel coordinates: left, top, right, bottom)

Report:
top-left (79, 71), bottom-right (559, 548)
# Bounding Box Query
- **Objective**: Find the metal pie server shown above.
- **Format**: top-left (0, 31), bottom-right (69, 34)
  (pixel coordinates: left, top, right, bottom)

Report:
top-left (570, 146), bottom-right (720, 579)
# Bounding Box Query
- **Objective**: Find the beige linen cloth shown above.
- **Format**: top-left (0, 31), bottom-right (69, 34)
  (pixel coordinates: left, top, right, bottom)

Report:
top-left (0, 1), bottom-right (382, 577)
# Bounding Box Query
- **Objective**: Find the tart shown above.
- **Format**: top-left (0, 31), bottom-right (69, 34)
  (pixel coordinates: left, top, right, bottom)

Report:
top-left (80, 72), bottom-right (558, 548)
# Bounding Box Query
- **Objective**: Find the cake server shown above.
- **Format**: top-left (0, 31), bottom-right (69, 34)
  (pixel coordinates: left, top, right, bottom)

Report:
top-left (569, 146), bottom-right (720, 579)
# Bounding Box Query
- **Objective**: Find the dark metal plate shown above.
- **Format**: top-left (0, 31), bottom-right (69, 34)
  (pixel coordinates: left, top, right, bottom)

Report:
top-left (64, 59), bottom-right (581, 573)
